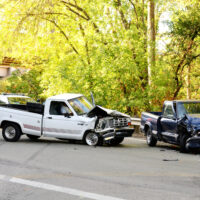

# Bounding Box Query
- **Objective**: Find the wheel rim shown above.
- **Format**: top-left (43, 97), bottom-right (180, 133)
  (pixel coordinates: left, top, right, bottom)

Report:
top-left (5, 126), bottom-right (16, 139)
top-left (86, 132), bottom-right (99, 146)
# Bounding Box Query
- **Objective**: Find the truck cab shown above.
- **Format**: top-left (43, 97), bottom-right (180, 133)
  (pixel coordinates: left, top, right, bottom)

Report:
top-left (42, 94), bottom-right (96, 140)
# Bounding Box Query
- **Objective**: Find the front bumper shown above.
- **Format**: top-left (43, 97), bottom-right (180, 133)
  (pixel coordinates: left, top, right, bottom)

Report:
top-left (102, 127), bottom-right (134, 141)
top-left (186, 136), bottom-right (200, 150)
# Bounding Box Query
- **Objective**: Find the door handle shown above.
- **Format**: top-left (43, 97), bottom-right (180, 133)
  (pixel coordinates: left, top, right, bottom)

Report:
top-left (47, 117), bottom-right (52, 119)
top-left (77, 122), bottom-right (84, 126)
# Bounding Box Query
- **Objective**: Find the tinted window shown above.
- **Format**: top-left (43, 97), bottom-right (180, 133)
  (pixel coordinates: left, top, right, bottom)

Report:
top-left (163, 104), bottom-right (175, 118)
top-left (49, 101), bottom-right (72, 115)
top-left (68, 96), bottom-right (93, 115)
top-left (177, 102), bottom-right (200, 118)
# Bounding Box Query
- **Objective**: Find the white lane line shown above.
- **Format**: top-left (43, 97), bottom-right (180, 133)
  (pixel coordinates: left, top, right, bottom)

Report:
top-left (0, 174), bottom-right (125, 200)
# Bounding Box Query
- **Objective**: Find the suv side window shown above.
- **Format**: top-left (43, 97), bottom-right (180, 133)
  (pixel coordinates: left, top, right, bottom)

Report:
top-left (49, 101), bottom-right (73, 115)
top-left (163, 104), bottom-right (175, 118)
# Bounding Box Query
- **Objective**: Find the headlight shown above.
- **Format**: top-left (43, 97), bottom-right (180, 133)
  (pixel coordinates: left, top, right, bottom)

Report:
top-left (187, 127), bottom-right (193, 133)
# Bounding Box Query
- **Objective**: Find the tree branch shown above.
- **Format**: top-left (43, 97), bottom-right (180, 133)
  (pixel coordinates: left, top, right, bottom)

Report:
top-left (62, 4), bottom-right (89, 20)
top-left (129, 0), bottom-right (139, 27)
top-left (173, 30), bottom-right (199, 98)
top-left (42, 17), bottom-right (79, 55)
top-left (61, 0), bottom-right (100, 33)
top-left (79, 24), bottom-right (90, 65)
top-left (116, 0), bottom-right (130, 30)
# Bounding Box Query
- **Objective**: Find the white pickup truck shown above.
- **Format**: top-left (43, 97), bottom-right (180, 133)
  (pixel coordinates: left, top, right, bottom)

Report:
top-left (0, 93), bottom-right (134, 146)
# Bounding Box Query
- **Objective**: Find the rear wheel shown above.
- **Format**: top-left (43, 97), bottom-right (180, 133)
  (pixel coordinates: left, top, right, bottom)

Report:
top-left (146, 128), bottom-right (157, 146)
top-left (2, 123), bottom-right (21, 142)
top-left (26, 134), bottom-right (40, 141)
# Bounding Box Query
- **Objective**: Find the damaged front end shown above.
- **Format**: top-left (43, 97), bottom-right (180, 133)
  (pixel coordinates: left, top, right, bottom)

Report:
top-left (186, 126), bottom-right (200, 150)
top-left (178, 115), bottom-right (200, 151)
top-left (87, 106), bottom-right (134, 144)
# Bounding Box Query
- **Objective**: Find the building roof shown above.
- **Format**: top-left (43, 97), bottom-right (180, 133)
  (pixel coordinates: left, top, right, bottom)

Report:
top-left (1, 57), bottom-right (20, 66)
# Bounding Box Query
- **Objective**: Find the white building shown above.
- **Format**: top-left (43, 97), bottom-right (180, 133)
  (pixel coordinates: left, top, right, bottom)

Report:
top-left (0, 57), bottom-right (26, 79)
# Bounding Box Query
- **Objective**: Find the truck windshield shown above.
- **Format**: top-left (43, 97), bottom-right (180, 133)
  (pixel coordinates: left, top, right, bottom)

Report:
top-left (8, 97), bottom-right (35, 105)
top-left (177, 102), bottom-right (200, 118)
top-left (68, 96), bottom-right (93, 115)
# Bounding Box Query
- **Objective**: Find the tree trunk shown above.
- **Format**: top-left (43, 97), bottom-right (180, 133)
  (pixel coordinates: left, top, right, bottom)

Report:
top-left (186, 65), bottom-right (191, 99)
top-left (147, 0), bottom-right (155, 86)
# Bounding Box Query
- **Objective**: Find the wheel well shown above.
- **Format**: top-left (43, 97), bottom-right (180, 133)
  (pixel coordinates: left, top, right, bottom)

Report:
top-left (82, 130), bottom-right (94, 141)
top-left (144, 125), bottom-right (150, 135)
top-left (1, 121), bottom-right (22, 133)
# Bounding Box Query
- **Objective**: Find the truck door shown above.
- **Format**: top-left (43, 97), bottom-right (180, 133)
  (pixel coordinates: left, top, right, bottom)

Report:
top-left (43, 101), bottom-right (84, 139)
top-left (160, 102), bottom-right (178, 144)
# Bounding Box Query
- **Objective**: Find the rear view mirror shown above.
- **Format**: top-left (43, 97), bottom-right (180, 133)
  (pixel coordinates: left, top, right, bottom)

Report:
top-left (64, 113), bottom-right (73, 118)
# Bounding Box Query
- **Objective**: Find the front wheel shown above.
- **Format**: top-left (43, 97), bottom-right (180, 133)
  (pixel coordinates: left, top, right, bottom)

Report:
top-left (2, 123), bottom-right (21, 142)
top-left (84, 132), bottom-right (101, 146)
top-left (146, 128), bottom-right (157, 147)
top-left (180, 134), bottom-right (189, 153)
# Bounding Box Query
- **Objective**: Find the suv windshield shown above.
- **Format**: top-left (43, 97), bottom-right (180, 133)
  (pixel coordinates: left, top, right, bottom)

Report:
top-left (8, 97), bottom-right (35, 105)
top-left (177, 102), bottom-right (200, 118)
top-left (68, 96), bottom-right (93, 115)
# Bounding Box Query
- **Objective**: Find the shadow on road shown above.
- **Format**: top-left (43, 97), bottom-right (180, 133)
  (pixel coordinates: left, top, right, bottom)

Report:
top-left (0, 136), bottom-right (200, 154)
top-left (156, 143), bottom-right (200, 155)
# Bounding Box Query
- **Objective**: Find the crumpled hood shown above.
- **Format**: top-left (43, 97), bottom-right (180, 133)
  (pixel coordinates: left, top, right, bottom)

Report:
top-left (188, 115), bottom-right (200, 128)
top-left (87, 105), bottom-right (130, 118)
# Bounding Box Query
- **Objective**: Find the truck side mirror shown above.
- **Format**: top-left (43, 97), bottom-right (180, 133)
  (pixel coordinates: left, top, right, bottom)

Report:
top-left (64, 113), bottom-right (73, 118)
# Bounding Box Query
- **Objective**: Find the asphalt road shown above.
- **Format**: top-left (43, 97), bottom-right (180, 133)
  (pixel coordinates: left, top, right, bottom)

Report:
top-left (0, 133), bottom-right (200, 200)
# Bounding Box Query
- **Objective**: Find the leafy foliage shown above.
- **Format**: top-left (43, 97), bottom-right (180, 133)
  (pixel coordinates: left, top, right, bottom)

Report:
top-left (0, 0), bottom-right (199, 116)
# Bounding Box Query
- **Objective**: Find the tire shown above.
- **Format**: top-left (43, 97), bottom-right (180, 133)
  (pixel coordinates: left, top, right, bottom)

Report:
top-left (26, 134), bottom-right (40, 141)
top-left (107, 137), bottom-right (124, 146)
top-left (2, 123), bottom-right (22, 142)
top-left (180, 134), bottom-right (189, 153)
top-left (84, 132), bottom-right (101, 146)
top-left (146, 128), bottom-right (157, 147)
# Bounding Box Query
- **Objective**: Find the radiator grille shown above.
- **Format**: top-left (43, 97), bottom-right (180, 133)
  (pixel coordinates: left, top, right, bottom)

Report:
top-left (113, 118), bottom-right (129, 127)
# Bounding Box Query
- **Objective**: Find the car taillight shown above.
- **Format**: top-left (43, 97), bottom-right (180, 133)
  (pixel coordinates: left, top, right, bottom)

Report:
top-left (128, 122), bottom-right (131, 126)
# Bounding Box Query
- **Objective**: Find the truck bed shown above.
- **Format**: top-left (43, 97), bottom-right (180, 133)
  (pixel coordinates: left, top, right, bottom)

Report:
top-left (0, 102), bottom-right (44, 114)
top-left (0, 104), bottom-right (43, 137)
top-left (140, 111), bottom-right (162, 133)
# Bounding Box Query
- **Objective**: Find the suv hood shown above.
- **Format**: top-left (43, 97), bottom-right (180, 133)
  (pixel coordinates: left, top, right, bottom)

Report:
top-left (188, 115), bottom-right (200, 127)
top-left (87, 105), bottom-right (130, 118)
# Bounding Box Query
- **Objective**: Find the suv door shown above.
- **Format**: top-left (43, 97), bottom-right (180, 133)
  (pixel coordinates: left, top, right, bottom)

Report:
top-left (43, 101), bottom-right (84, 139)
top-left (160, 102), bottom-right (178, 144)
